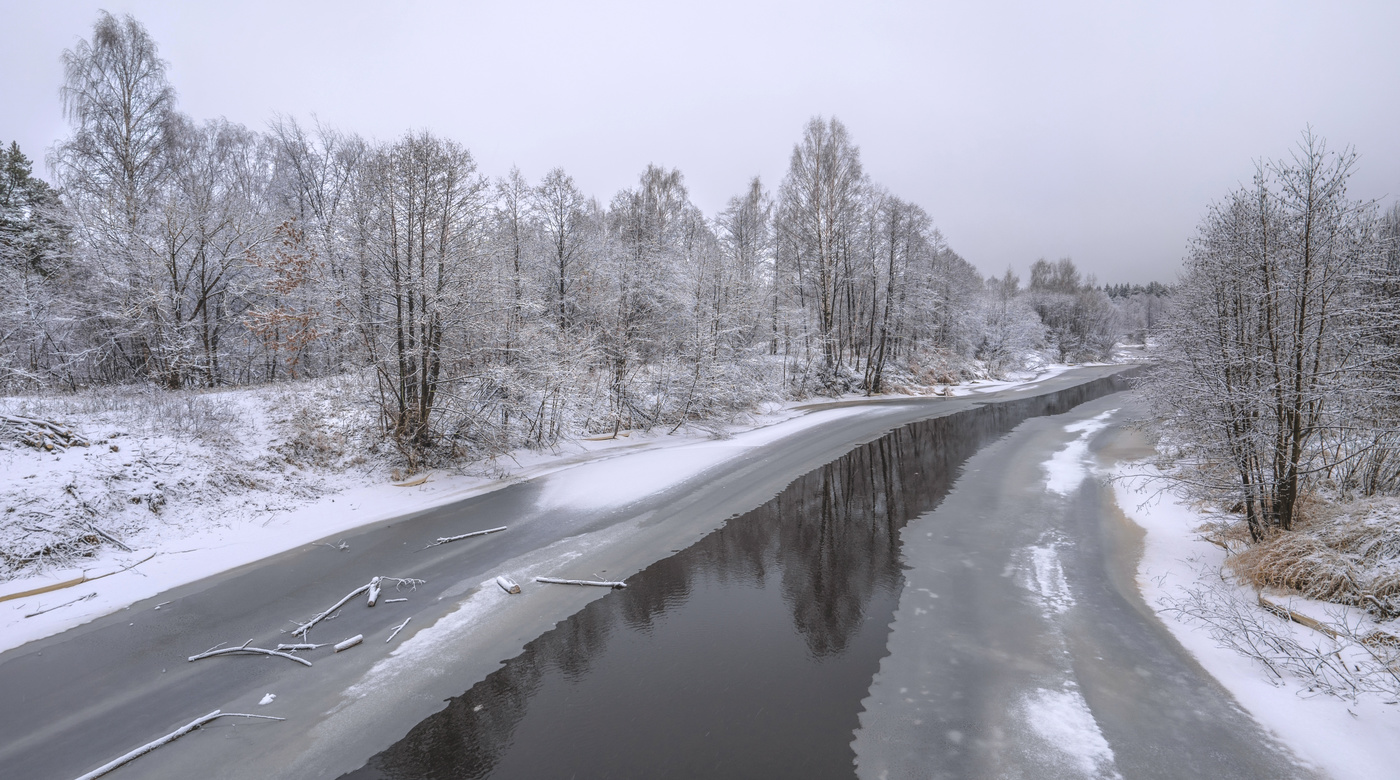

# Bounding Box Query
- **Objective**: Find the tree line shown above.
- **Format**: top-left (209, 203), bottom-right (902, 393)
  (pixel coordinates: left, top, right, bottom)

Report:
top-left (1146, 131), bottom-right (1400, 538)
top-left (0, 12), bottom-right (1160, 464)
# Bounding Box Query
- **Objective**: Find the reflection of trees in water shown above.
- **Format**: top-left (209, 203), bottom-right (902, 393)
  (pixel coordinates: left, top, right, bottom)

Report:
top-left (346, 591), bottom-right (620, 780)
top-left (342, 374), bottom-right (1130, 779)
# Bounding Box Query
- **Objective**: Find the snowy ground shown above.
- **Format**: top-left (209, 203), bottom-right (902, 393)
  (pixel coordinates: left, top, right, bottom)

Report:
top-left (0, 362), bottom-right (1099, 654)
top-left (1111, 458), bottom-right (1400, 779)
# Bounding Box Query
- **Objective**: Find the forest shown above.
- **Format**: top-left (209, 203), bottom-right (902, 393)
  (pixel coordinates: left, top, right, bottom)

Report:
top-left (0, 12), bottom-right (1160, 467)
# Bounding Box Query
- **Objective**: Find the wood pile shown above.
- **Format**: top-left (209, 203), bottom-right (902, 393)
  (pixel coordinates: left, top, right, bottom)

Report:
top-left (2, 415), bottom-right (90, 451)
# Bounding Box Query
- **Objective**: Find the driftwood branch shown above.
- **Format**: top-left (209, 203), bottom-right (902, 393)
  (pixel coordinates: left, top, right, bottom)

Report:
top-left (292, 577), bottom-right (425, 637)
top-left (24, 592), bottom-right (96, 618)
top-left (421, 526), bottom-right (507, 550)
top-left (386, 617), bottom-right (411, 643)
top-left (188, 638), bottom-right (313, 667)
top-left (274, 643), bottom-right (326, 652)
top-left (293, 583), bottom-right (371, 637)
top-left (334, 634), bottom-right (363, 652)
top-left (535, 576), bottom-right (627, 589)
top-left (72, 709), bottom-right (284, 780)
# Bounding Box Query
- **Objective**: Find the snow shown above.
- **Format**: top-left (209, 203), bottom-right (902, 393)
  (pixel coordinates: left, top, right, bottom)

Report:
top-left (258, 693), bottom-right (276, 706)
top-left (1022, 685), bottom-right (1122, 779)
top-left (1022, 541), bottom-right (1075, 616)
top-left (1112, 465), bottom-right (1400, 780)
top-left (1044, 410), bottom-right (1115, 495)
top-left (946, 363), bottom-right (1082, 396)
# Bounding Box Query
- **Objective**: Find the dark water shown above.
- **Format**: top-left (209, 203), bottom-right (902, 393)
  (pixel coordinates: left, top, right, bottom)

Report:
top-left (342, 375), bottom-right (1129, 780)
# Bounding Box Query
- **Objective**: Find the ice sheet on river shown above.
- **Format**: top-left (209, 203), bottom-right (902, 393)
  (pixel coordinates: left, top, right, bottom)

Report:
top-left (851, 434), bottom-right (1122, 780)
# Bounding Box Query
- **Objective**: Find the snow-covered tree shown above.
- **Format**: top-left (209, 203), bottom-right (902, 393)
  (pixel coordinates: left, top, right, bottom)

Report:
top-left (1147, 132), bottom-right (1397, 536)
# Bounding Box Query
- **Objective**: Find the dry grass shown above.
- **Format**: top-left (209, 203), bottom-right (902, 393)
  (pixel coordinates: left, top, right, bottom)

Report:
top-left (1225, 497), bottom-right (1400, 617)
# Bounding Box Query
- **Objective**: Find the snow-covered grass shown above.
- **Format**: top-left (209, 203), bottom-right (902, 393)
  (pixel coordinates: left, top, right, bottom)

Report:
top-left (1112, 464), bottom-right (1400, 780)
top-left (1225, 496), bottom-right (1400, 616)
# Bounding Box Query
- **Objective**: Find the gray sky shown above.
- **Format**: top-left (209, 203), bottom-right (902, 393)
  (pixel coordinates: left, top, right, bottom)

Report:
top-left (3, 0), bottom-right (1397, 284)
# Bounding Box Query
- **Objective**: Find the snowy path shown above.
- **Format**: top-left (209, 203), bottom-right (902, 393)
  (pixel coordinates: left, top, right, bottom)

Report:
top-left (853, 394), bottom-right (1319, 780)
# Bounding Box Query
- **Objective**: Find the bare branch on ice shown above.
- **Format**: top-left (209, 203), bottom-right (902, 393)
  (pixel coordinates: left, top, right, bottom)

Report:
top-left (386, 617), bottom-right (411, 643)
top-left (421, 526), bottom-right (507, 550)
top-left (72, 709), bottom-right (284, 780)
top-left (293, 583), bottom-right (371, 637)
top-left (187, 638), bottom-right (313, 667)
top-left (24, 591), bottom-right (96, 617)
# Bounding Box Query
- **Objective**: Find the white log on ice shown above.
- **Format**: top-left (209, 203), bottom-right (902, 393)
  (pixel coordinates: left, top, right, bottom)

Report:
top-left (535, 576), bottom-right (626, 589)
top-left (422, 526), bottom-right (507, 549)
top-left (334, 634), bottom-right (364, 652)
top-left (274, 643), bottom-right (326, 652)
top-left (72, 709), bottom-right (284, 780)
top-left (366, 576), bottom-right (382, 607)
top-left (496, 575), bottom-right (521, 594)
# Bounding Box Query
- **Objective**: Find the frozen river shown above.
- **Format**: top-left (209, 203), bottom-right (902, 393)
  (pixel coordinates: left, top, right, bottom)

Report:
top-left (3, 366), bottom-right (1314, 779)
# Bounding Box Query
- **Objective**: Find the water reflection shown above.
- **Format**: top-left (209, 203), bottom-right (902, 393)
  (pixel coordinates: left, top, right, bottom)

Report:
top-left (342, 374), bottom-right (1128, 780)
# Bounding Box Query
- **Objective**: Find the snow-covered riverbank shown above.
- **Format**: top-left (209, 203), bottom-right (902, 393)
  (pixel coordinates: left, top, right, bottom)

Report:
top-left (0, 361), bottom-right (1109, 654)
top-left (1111, 457), bottom-right (1400, 779)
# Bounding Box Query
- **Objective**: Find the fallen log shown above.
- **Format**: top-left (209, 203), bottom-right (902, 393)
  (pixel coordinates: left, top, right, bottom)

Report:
top-left (421, 526), bottom-right (507, 550)
top-left (366, 576), bottom-right (382, 607)
top-left (1, 574), bottom-right (88, 604)
top-left (1257, 594), bottom-right (1341, 638)
top-left (334, 634), bottom-right (363, 652)
top-left (496, 575), bottom-right (521, 594)
top-left (0, 552), bottom-right (156, 604)
top-left (535, 576), bottom-right (626, 589)
top-left (188, 639), bottom-right (313, 667)
top-left (392, 472), bottom-right (431, 487)
top-left (72, 709), bottom-right (284, 780)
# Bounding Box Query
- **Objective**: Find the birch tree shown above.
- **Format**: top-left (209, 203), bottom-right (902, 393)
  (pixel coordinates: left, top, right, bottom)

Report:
top-left (52, 11), bottom-right (177, 382)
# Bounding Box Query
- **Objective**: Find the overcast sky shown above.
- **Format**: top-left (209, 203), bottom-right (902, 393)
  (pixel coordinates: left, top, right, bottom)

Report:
top-left (2, 0), bottom-right (1397, 284)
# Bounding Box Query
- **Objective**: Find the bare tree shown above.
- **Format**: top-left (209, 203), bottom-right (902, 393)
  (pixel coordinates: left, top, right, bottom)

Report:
top-left (533, 167), bottom-right (591, 333)
top-left (1148, 132), bottom-right (1394, 536)
top-left (359, 132), bottom-right (490, 462)
top-left (777, 116), bottom-right (867, 391)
